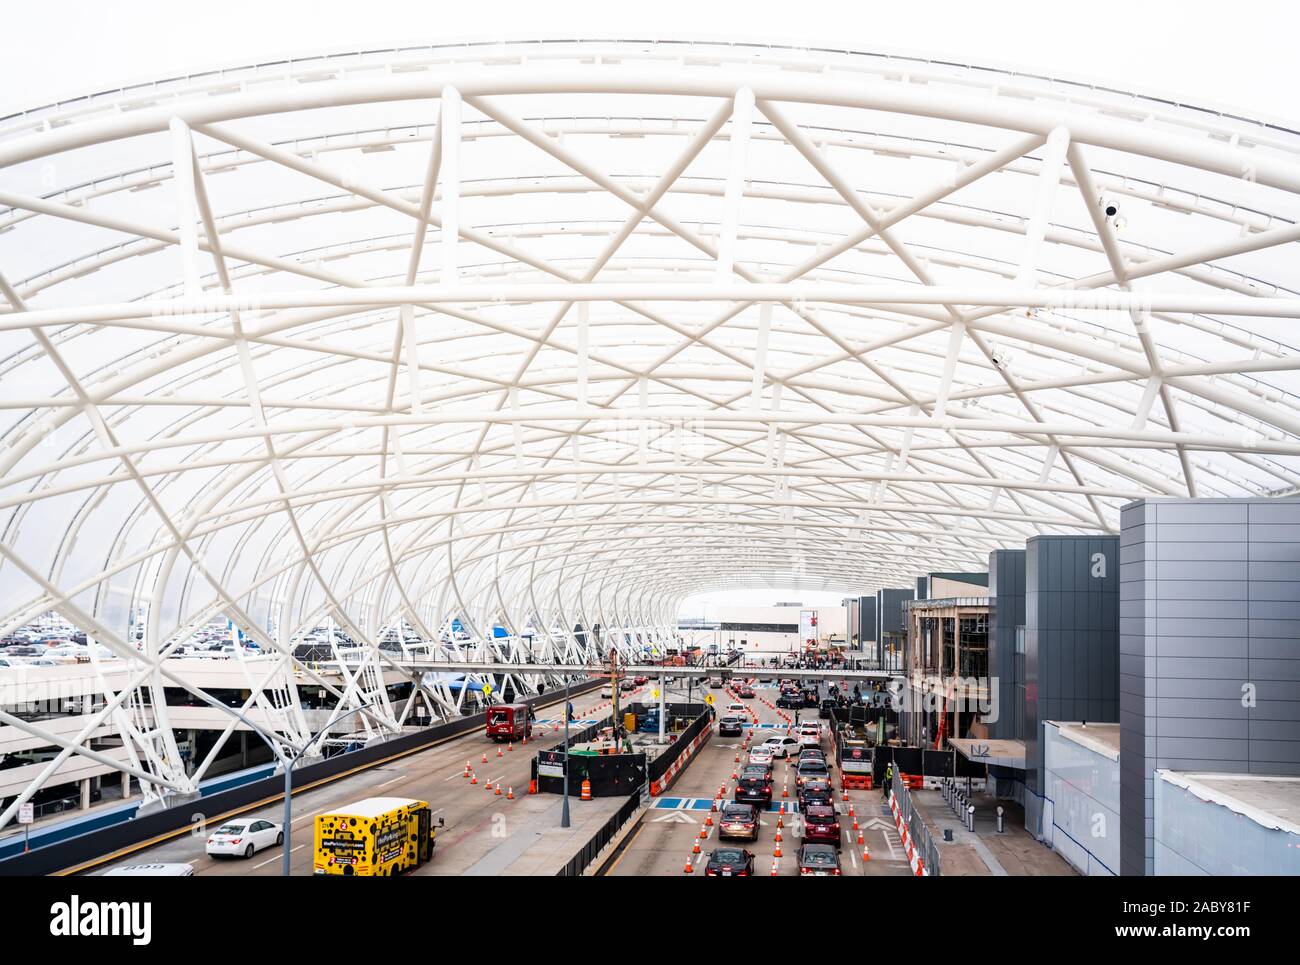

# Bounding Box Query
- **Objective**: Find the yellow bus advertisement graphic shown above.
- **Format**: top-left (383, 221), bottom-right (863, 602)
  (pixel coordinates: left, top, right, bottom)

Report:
top-left (313, 797), bottom-right (438, 876)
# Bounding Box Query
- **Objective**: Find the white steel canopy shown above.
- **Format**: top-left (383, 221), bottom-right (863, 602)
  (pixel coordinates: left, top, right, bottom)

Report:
top-left (1, 39), bottom-right (1299, 813)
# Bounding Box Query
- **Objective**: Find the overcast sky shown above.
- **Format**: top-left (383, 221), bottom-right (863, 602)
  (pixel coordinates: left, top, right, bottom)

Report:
top-left (4, 0), bottom-right (1298, 124)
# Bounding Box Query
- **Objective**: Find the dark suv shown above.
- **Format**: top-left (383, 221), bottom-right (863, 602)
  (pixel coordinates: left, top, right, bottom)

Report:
top-left (802, 804), bottom-right (842, 847)
top-left (819, 699), bottom-right (836, 719)
top-left (734, 765), bottom-right (773, 805)
top-left (798, 777), bottom-right (834, 810)
top-left (796, 757), bottom-right (831, 787)
top-left (718, 715), bottom-right (744, 737)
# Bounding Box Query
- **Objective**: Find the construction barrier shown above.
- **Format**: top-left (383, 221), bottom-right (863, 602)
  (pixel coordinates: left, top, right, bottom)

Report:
top-left (647, 707), bottom-right (713, 795)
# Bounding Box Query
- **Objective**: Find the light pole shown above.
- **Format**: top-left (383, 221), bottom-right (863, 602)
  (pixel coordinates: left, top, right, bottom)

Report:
top-left (560, 674), bottom-right (572, 829)
top-left (280, 701), bottom-right (376, 877)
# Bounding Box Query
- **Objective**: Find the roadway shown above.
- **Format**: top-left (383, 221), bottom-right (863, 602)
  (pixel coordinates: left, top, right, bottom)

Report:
top-left (601, 680), bottom-right (913, 877)
top-left (85, 682), bottom-right (633, 876)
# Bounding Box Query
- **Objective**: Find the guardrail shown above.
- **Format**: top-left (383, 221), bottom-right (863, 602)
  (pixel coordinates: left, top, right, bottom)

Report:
top-left (555, 789), bottom-right (644, 877)
top-left (889, 770), bottom-right (941, 876)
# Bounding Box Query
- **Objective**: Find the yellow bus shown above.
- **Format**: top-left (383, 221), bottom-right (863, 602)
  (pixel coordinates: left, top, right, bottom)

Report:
top-left (313, 796), bottom-right (440, 876)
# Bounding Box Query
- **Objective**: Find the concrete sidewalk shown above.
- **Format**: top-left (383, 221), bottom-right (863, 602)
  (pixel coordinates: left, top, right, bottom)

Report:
top-left (436, 791), bottom-right (627, 876)
top-left (907, 789), bottom-right (1077, 876)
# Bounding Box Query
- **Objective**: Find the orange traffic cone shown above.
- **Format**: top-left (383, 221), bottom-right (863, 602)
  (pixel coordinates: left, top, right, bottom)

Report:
top-left (862, 846), bottom-right (870, 862)
top-left (507, 787), bottom-right (515, 800)
top-left (705, 813), bottom-right (713, 826)
top-left (684, 858), bottom-right (694, 874)
top-left (693, 839), bottom-right (701, 854)
top-left (482, 752), bottom-right (488, 763)
top-left (857, 830), bottom-right (865, 846)
top-left (528, 779), bottom-right (537, 795)
top-left (699, 826), bottom-right (708, 840)
top-left (774, 842), bottom-right (783, 858)
top-left (497, 747), bottom-right (503, 758)
top-left (470, 774), bottom-right (478, 784)
top-left (494, 784), bottom-right (503, 796)
top-left (508, 742), bottom-right (513, 752)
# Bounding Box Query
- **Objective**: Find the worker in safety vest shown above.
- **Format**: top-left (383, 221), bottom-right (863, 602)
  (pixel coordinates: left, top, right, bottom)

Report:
top-left (883, 762), bottom-right (894, 799)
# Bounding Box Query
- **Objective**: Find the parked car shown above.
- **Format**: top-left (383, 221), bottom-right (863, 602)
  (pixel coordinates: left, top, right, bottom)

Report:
top-left (205, 818), bottom-right (283, 859)
top-left (797, 842), bottom-right (842, 875)
top-left (718, 802), bottom-right (759, 842)
top-left (760, 735), bottom-right (801, 759)
top-left (801, 804), bottom-right (842, 847)
top-left (718, 715), bottom-right (745, 737)
top-left (705, 847), bottom-right (755, 876)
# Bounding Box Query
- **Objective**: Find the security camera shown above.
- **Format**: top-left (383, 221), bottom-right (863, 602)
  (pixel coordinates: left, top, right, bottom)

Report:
top-left (1099, 195), bottom-right (1121, 224)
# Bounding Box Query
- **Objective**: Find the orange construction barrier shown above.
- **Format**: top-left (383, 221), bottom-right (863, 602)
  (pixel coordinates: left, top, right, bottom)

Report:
top-left (580, 779), bottom-right (592, 801)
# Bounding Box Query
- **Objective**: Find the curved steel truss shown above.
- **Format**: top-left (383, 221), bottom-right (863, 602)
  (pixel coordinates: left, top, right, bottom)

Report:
top-left (2, 39), bottom-right (1299, 820)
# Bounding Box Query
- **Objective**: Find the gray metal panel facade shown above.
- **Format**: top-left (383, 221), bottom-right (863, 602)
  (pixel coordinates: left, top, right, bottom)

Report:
top-left (1119, 498), bottom-right (1300, 876)
top-left (916, 576), bottom-right (929, 601)
top-left (1025, 535), bottom-right (1120, 821)
top-left (875, 587), bottom-right (914, 665)
top-left (989, 548), bottom-right (1026, 742)
top-left (859, 596), bottom-right (877, 644)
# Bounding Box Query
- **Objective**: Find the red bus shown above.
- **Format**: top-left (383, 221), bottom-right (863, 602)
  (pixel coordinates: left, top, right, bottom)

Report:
top-left (485, 703), bottom-right (533, 742)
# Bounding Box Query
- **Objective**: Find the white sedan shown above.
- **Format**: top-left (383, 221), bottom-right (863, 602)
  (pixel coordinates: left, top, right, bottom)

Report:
top-left (205, 818), bottom-right (283, 859)
top-left (761, 735), bottom-right (801, 759)
top-left (726, 702), bottom-right (747, 717)
top-left (748, 746), bottom-right (775, 766)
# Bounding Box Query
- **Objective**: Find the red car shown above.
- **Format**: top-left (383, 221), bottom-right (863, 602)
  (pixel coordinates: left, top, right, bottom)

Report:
top-left (801, 804), bottom-right (842, 847)
top-left (633, 675), bottom-right (649, 685)
top-left (738, 685), bottom-right (755, 698)
top-left (797, 843), bottom-right (842, 875)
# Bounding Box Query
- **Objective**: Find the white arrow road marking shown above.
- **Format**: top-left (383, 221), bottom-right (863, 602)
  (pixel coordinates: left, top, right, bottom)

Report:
top-left (652, 812), bottom-right (696, 824)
